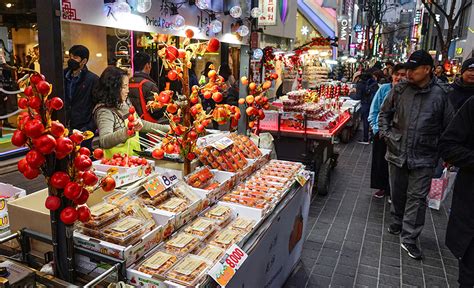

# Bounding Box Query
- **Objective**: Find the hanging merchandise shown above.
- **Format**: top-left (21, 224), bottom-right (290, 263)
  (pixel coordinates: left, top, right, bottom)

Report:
top-left (136, 0), bottom-right (152, 13)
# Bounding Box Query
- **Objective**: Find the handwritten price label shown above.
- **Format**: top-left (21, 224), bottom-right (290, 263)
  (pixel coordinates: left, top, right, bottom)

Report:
top-left (296, 170), bottom-right (311, 186)
top-left (211, 137), bottom-right (234, 151)
top-left (144, 172), bottom-right (179, 198)
top-left (208, 244), bottom-right (248, 287)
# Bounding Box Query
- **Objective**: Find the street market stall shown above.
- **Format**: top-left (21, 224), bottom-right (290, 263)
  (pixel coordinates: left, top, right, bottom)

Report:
top-left (258, 87), bottom-right (353, 195)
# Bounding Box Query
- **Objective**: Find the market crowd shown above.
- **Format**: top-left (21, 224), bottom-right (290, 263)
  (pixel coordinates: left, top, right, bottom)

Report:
top-left (350, 50), bottom-right (474, 287)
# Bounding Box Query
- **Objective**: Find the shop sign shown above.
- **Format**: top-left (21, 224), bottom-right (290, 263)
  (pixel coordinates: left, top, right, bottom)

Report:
top-left (350, 44), bottom-right (356, 56)
top-left (61, 0), bottom-right (243, 43)
top-left (208, 244), bottom-right (249, 286)
top-left (258, 0), bottom-right (277, 26)
top-left (338, 16), bottom-right (350, 49)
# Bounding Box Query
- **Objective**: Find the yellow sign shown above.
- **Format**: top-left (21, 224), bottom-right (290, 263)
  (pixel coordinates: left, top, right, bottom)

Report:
top-left (456, 47), bottom-right (463, 55)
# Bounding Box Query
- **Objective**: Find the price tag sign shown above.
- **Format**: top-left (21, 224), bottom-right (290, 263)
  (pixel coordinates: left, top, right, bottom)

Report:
top-left (296, 170), bottom-right (311, 186)
top-left (160, 172), bottom-right (179, 189)
top-left (143, 172), bottom-right (179, 198)
top-left (208, 244), bottom-right (248, 287)
top-left (211, 137), bottom-right (234, 151)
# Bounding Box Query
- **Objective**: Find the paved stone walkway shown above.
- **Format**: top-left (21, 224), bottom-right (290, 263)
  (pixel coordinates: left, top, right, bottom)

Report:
top-left (285, 139), bottom-right (457, 287)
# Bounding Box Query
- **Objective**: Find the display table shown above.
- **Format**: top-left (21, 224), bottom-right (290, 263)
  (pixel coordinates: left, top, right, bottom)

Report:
top-left (227, 178), bottom-right (312, 287)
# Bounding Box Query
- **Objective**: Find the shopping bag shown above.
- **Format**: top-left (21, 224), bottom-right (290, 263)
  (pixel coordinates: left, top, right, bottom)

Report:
top-left (428, 168), bottom-right (450, 210)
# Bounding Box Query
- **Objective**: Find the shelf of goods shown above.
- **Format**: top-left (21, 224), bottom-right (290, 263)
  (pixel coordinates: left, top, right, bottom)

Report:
top-left (262, 89), bottom-right (351, 140)
top-left (303, 64), bottom-right (329, 87)
top-left (69, 132), bottom-right (314, 287)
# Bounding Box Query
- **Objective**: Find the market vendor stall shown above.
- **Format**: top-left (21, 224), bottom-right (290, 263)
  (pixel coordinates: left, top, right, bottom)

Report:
top-left (259, 86), bottom-right (352, 195)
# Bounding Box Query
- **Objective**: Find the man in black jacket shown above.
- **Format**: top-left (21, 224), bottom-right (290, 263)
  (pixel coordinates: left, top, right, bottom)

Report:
top-left (129, 52), bottom-right (164, 122)
top-left (64, 45), bottom-right (99, 134)
top-left (379, 50), bottom-right (454, 260)
top-left (439, 97), bottom-right (474, 287)
top-left (449, 57), bottom-right (474, 111)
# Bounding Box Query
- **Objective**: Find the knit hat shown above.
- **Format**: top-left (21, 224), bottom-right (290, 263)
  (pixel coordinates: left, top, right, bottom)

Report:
top-left (461, 57), bottom-right (474, 74)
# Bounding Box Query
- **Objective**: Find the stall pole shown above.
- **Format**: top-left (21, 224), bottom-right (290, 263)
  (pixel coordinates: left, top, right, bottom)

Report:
top-left (36, 0), bottom-right (75, 282)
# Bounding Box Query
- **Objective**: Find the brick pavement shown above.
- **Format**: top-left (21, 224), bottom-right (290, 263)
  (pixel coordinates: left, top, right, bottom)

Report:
top-left (285, 139), bottom-right (457, 288)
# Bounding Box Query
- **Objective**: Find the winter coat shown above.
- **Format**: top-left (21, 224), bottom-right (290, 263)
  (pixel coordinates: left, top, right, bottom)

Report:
top-left (378, 78), bottom-right (454, 169)
top-left (93, 101), bottom-right (169, 149)
top-left (351, 78), bottom-right (379, 105)
top-left (64, 66), bottom-right (99, 131)
top-left (439, 97), bottom-right (474, 258)
top-left (128, 71), bottom-right (165, 121)
top-left (448, 78), bottom-right (474, 112)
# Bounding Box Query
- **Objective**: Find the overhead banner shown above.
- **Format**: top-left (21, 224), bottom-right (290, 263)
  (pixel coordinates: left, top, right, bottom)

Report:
top-left (338, 16), bottom-right (350, 51)
top-left (61, 0), bottom-right (245, 44)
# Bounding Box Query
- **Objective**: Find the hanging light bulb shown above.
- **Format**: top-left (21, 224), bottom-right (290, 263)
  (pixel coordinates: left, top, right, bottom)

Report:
top-left (237, 25), bottom-right (249, 37)
top-left (171, 14), bottom-right (186, 30)
top-left (253, 49), bottom-right (263, 60)
top-left (195, 0), bottom-right (208, 10)
top-left (136, 0), bottom-right (152, 13)
top-left (251, 7), bottom-right (262, 18)
top-left (229, 6), bottom-right (242, 18)
top-left (210, 19), bottom-right (222, 34)
top-left (112, 0), bottom-right (132, 15)
top-left (170, 6), bottom-right (185, 30)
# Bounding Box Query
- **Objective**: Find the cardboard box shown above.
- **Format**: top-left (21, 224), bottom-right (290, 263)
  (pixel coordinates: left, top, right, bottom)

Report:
top-left (7, 188), bottom-right (51, 257)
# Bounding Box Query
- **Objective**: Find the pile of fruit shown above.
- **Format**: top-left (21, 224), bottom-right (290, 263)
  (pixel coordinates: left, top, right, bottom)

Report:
top-left (11, 73), bottom-right (116, 225)
top-left (238, 76), bottom-right (276, 130)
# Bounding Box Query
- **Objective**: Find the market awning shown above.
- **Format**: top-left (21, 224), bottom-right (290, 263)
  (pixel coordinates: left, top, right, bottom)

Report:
top-left (297, 0), bottom-right (336, 38)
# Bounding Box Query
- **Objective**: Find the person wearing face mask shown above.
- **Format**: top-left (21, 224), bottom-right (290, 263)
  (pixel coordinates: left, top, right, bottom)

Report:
top-left (64, 45), bottom-right (99, 141)
top-left (92, 67), bottom-right (169, 158)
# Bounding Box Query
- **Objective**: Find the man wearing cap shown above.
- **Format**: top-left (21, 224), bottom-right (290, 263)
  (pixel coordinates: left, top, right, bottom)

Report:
top-left (64, 45), bottom-right (99, 140)
top-left (379, 50), bottom-right (454, 260)
top-left (449, 57), bottom-right (474, 111)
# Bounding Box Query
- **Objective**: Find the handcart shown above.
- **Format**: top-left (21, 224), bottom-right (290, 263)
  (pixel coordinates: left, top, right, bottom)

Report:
top-left (339, 98), bottom-right (361, 143)
top-left (259, 111), bottom-right (351, 195)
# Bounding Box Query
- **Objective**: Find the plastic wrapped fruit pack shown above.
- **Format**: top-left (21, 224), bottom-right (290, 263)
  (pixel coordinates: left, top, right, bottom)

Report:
top-left (193, 244), bottom-right (225, 264)
top-left (196, 145), bottom-right (248, 172)
top-left (228, 134), bottom-right (262, 159)
top-left (138, 250), bottom-right (179, 277)
top-left (208, 227), bottom-right (243, 250)
top-left (185, 166), bottom-right (216, 189)
top-left (203, 205), bottom-right (234, 227)
top-left (221, 193), bottom-right (270, 210)
top-left (102, 216), bottom-right (153, 246)
top-left (166, 255), bottom-right (211, 286)
top-left (184, 217), bottom-right (218, 240)
top-left (164, 232), bottom-right (200, 256)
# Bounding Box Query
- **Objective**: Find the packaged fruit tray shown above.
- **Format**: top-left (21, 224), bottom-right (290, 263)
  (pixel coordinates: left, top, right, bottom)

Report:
top-left (163, 232), bottom-right (201, 256)
top-left (102, 216), bottom-right (155, 246)
top-left (137, 249), bottom-right (180, 278)
top-left (202, 205), bottom-right (234, 227)
top-left (185, 166), bottom-right (219, 190)
top-left (228, 133), bottom-right (262, 159)
top-left (207, 227), bottom-right (243, 250)
top-left (165, 255), bottom-right (212, 287)
top-left (221, 193), bottom-right (272, 210)
top-left (196, 145), bottom-right (248, 172)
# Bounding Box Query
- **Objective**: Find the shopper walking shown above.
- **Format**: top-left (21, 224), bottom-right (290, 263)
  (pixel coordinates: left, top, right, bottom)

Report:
top-left (64, 45), bottom-right (99, 149)
top-left (93, 66), bottom-right (168, 158)
top-left (435, 64), bottom-right (449, 83)
top-left (352, 72), bottom-right (378, 144)
top-left (369, 64), bottom-right (407, 199)
top-left (379, 50), bottom-right (454, 260)
top-left (448, 57), bottom-right (474, 111)
top-left (128, 52), bottom-right (165, 122)
top-left (439, 96), bottom-right (474, 287)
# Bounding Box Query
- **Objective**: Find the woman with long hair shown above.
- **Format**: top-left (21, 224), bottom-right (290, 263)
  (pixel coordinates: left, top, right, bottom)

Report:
top-left (93, 66), bottom-right (168, 158)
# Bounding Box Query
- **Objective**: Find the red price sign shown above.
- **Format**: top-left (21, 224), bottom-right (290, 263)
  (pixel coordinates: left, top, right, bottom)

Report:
top-left (208, 244), bottom-right (248, 287)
